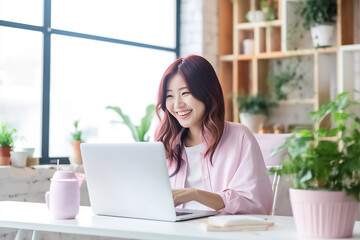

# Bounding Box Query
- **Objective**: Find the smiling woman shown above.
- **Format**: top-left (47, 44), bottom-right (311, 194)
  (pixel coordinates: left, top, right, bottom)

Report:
top-left (155, 55), bottom-right (273, 214)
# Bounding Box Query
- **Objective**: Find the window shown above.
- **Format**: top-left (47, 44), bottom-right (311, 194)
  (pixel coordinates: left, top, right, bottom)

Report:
top-left (0, 0), bottom-right (180, 163)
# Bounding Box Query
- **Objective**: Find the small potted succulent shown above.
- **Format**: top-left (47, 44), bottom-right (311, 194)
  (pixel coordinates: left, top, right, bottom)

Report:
top-left (0, 121), bottom-right (17, 165)
top-left (237, 93), bottom-right (277, 133)
top-left (70, 120), bottom-right (85, 164)
top-left (269, 92), bottom-right (360, 238)
top-left (300, 0), bottom-right (337, 47)
top-left (106, 104), bottom-right (155, 142)
top-left (261, 0), bottom-right (276, 21)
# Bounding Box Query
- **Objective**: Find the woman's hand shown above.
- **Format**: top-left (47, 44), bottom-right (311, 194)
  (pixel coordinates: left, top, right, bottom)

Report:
top-left (172, 188), bottom-right (197, 207)
top-left (172, 188), bottom-right (225, 210)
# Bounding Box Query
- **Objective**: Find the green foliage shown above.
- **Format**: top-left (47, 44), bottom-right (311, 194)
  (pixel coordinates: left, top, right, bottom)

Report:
top-left (106, 104), bottom-right (155, 142)
top-left (261, 0), bottom-right (275, 21)
top-left (71, 120), bottom-right (83, 141)
top-left (269, 92), bottom-right (360, 201)
top-left (300, 0), bottom-right (337, 30)
top-left (287, 5), bottom-right (305, 50)
top-left (268, 59), bottom-right (304, 100)
top-left (237, 93), bottom-right (278, 117)
top-left (0, 121), bottom-right (17, 147)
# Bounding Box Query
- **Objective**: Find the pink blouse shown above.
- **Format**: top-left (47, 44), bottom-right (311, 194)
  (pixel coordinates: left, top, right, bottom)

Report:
top-left (167, 122), bottom-right (273, 215)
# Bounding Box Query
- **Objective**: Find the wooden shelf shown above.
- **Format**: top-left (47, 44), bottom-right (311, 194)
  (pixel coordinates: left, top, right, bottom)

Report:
top-left (218, 0), bottom-right (360, 124)
top-left (236, 54), bottom-right (254, 61)
top-left (340, 44), bottom-right (360, 52)
top-left (257, 50), bottom-right (313, 59)
top-left (220, 55), bottom-right (235, 61)
top-left (316, 46), bottom-right (338, 54)
top-left (257, 51), bottom-right (291, 59)
top-left (278, 98), bottom-right (315, 105)
top-left (237, 20), bottom-right (282, 30)
top-left (256, 47), bottom-right (338, 59)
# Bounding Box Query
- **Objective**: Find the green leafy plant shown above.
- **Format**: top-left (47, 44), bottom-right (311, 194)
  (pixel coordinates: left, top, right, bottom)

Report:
top-left (106, 104), bottom-right (155, 142)
top-left (300, 0), bottom-right (337, 30)
top-left (71, 120), bottom-right (84, 141)
top-left (269, 92), bottom-right (360, 201)
top-left (261, 0), bottom-right (276, 21)
top-left (237, 93), bottom-right (278, 117)
top-left (268, 59), bottom-right (304, 100)
top-left (0, 121), bottom-right (17, 147)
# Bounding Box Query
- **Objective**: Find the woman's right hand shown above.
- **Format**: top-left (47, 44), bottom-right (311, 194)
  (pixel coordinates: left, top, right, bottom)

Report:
top-left (172, 188), bottom-right (197, 207)
top-left (172, 188), bottom-right (225, 210)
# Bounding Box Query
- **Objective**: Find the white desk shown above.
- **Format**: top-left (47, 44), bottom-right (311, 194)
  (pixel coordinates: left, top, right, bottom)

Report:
top-left (0, 201), bottom-right (359, 240)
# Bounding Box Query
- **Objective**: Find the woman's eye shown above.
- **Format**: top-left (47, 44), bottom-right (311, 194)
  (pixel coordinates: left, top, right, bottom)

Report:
top-left (166, 95), bottom-right (173, 98)
top-left (182, 92), bottom-right (190, 96)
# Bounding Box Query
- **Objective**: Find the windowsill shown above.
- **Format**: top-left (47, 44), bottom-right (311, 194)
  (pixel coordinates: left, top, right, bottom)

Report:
top-left (0, 164), bottom-right (89, 204)
top-left (0, 164), bottom-right (84, 170)
top-left (0, 165), bottom-right (85, 181)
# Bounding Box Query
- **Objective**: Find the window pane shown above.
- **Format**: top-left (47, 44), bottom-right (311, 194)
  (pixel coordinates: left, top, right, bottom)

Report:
top-left (0, 0), bottom-right (43, 26)
top-left (50, 35), bottom-right (175, 157)
top-left (0, 27), bottom-right (43, 157)
top-left (52, 0), bottom-right (176, 48)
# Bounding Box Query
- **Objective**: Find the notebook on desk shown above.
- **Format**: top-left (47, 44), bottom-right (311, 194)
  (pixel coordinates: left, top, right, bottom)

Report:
top-left (81, 142), bottom-right (217, 222)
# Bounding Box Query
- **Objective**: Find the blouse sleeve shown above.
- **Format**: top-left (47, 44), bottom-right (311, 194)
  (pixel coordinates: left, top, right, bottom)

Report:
top-left (217, 132), bottom-right (273, 215)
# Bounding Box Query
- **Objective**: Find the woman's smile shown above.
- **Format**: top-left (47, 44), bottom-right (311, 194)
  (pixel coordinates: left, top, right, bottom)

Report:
top-left (176, 109), bottom-right (192, 119)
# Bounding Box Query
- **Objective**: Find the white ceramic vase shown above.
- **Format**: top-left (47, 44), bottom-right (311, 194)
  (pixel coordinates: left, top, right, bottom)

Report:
top-left (243, 39), bottom-right (255, 55)
top-left (239, 113), bottom-right (266, 133)
top-left (311, 24), bottom-right (335, 48)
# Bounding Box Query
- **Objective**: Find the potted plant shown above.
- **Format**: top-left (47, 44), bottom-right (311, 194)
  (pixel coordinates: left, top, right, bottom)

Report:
top-left (237, 94), bottom-right (277, 133)
top-left (106, 104), bottom-right (155, 142)
top-left (268, 59), bottom-right (304, 100)
top-left (261, 0), bottom-right (276, 21)
top-left (300, 0), bottom-right (337, 47)
top-left (70, 120), bottom-right (85, 165)
top-left (0, 121), bottom-right (17, 165)
top-left (269, 92), bottom-right (360, 238)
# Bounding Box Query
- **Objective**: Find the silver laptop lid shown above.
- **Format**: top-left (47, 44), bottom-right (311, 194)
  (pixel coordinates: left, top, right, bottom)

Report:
top-left (81, 142), bottom-right (177, 221)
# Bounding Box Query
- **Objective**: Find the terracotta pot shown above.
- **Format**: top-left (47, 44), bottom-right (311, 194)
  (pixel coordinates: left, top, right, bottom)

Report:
top-left (290, 188), bottom-right (358, 238)
top-left (70, 141), bottom-right (84, 165)
top-left (0, 146), bottom-right (12, 165)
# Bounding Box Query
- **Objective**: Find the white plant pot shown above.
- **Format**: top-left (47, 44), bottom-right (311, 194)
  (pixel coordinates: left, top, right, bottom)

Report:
top-left (10, 151), bottom-right (27, 167)
top-left (239, 113), bottom-right (266, 133)
top-left (280, 84), bottom-right (291, 95)
top-left (311, 24), bottom-right (335, 48)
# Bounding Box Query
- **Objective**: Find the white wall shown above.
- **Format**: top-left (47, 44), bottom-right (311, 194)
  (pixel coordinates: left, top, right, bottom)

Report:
top-left (180, 0), bottom-right (218, 72)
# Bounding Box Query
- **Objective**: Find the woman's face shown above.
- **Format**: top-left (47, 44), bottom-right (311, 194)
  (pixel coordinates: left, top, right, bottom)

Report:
top-left (165, 74), bottom-right (205, 131)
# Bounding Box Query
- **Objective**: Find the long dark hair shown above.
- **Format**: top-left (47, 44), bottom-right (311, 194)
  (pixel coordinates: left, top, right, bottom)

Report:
top-left (155, 55), bottom-right (225, 176)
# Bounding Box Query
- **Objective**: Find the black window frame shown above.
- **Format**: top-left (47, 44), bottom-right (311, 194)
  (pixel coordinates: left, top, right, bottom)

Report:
top-left (0, 0), bottom-right (181, 164)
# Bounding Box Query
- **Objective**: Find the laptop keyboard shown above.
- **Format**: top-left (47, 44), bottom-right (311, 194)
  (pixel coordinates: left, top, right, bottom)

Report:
top-left (176, 211), bottom-right (192, 216)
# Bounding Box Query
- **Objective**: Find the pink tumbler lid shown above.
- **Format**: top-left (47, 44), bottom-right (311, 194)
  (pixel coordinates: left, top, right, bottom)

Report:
top-left (51, 171), bottom-right (79, 181)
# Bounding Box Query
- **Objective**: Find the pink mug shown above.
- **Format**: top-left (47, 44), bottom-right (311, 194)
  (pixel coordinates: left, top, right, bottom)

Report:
top-left (45, 171), bottom-right (84, 219)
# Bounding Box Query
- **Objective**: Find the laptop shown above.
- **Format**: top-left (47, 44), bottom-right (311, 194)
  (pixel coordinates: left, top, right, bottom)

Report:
top-left (81, 142), bottom-right (218, 222)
